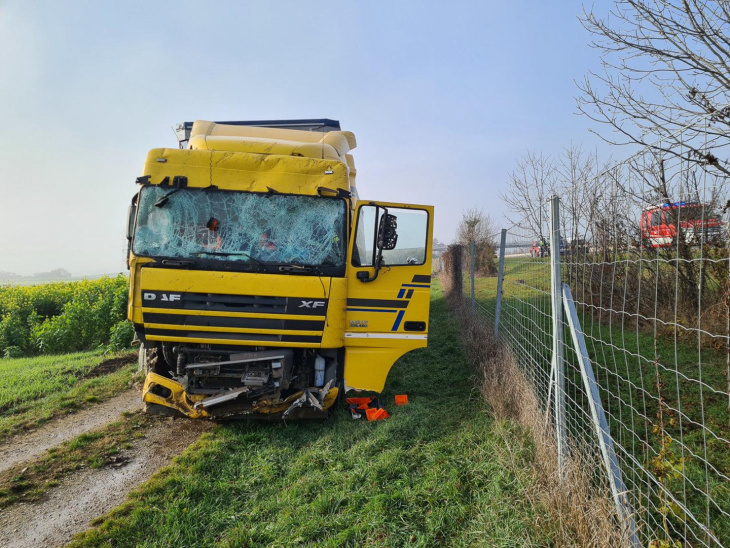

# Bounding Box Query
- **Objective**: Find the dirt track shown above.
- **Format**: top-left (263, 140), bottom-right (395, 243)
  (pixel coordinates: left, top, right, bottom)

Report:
top-left (0, 391), bottom-right (141, 475)
top-left (0, 392), bottom-right (212, 547)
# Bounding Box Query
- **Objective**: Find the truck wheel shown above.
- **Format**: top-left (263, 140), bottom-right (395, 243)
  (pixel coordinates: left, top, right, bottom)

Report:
top-left (143, 344), bottom-right (171, 378)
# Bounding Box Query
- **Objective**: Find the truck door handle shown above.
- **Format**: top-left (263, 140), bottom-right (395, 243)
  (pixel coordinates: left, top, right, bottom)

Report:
top-left (404, 321), bottom-right (426, 332)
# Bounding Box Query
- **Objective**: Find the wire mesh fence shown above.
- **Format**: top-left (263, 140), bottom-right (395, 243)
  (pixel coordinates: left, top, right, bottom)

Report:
top-left (443, 143), bottom-right (730, 546)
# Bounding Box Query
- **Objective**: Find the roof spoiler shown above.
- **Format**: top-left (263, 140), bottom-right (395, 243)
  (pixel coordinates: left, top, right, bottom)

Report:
top-left (174, 119), bottom-right (341, 146)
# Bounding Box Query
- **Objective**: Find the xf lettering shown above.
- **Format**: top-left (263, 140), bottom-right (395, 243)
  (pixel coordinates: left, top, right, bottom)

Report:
top-left (299, 300), bottom-right (325, 309)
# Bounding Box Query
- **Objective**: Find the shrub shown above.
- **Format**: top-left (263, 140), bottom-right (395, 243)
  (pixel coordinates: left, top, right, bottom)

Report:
top-left (108, 320), bottom-right (135, 352)
top-left (3, 345), bottom-right (23, 359)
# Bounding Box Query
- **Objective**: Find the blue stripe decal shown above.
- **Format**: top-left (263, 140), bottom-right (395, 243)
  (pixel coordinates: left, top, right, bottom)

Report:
top-left (401, 284), bottom-right (430, 288)
top-left (391, 310), bottom-right (405, 331)
top-left (397, 289), bottom-right (405, 299)
top-left (347, 308), bottom-right (398, 313)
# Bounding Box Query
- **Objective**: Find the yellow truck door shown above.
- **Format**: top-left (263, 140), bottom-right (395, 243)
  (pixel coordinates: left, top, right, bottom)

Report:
top-left (343, 202), bottom-right (434, 392)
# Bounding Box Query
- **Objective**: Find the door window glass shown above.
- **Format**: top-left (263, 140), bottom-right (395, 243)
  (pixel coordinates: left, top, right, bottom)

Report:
top-left (352, 205), bottom-right (428, 267)
top-left (353, 205), bottom-right (377, 266)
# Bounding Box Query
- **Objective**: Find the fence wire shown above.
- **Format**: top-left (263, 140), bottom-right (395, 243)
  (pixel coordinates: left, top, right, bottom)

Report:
top-left (448, 142), bottom-right (730, 546)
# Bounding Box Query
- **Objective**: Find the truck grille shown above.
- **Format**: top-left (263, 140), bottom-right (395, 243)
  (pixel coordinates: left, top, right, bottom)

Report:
top-left (141, 290), bottom-right (327, 345)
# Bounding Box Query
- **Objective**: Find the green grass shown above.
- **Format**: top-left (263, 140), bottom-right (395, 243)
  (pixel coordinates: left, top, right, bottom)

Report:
top-left (69, 285), bottom-right (557, 548)
top-left (465, 257), bottom-right (730, 543)
top-left (0, 350), bottom-right (137, 442)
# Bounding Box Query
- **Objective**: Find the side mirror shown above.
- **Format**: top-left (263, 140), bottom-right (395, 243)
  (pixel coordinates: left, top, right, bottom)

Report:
top-left (378, 213), bottom-right (398, 250)
top-left (126, 204), bottom-right (137, 241)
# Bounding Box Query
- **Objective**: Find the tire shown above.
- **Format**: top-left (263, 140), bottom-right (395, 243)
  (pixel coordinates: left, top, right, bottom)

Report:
top-left (144, 344), bottom-right (171, 378)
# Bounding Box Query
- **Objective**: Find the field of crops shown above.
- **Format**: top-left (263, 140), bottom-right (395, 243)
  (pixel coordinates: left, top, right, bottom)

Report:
top-left (0, 275), bottom-right (133, 358)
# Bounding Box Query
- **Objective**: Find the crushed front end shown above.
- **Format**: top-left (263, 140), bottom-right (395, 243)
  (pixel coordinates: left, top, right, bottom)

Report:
top-left (126, 160), bottom-right (350, 420)
top-left (140, 341), bottom-right (342, 419)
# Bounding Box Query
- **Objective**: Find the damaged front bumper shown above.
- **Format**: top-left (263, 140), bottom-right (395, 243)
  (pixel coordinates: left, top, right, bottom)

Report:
top-left (142, 373), bottom-right (339, 419)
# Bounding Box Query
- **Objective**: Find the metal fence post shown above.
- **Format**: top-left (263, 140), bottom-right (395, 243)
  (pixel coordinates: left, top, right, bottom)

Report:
top-left (470, 239), bottom-right (475, 314)
top-left (494, 229), bottom-right (507, 337)
top-left (549, 196), bottom-right (567, 478)
top-left (563, 284), bottom-right (639, 547)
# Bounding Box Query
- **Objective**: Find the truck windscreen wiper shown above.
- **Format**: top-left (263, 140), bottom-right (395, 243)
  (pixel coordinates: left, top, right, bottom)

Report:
top-left (197, 251), bottom-right (265, 266)
top-left (154, 187), bottom-right (182, 208)
top-left (267, 263), bottom-right (328, 275)
top-left (161, 259), bottom-right (196, 267)
top-left (277, 265), bottom-right (312, 273)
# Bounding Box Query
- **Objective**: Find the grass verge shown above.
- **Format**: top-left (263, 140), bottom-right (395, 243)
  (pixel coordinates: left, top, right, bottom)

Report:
top-left (450, 292), bottom-right (627, 546)
top-left (0, 350), bottom-right (138, 442)
top-left (0, 411), bottom-right (154, 508)
top-left (69, 284), bottom-right (562, 547)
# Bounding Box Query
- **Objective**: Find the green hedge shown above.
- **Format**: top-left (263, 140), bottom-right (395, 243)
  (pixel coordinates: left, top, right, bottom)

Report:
top-left (0, 275), bottom-right (133, 358)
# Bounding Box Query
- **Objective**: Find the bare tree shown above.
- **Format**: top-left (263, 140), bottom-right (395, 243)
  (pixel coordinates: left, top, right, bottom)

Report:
top-left (502, 147), bottom-right (611, 246)
top-left (578, 0), bottom-right (730, 177)
top-left (501, 151), bottom-right (557, 239)
top-left (556, 145), bottom-right (603, 243)
top-left (456, 209), bottom-right (498, 276)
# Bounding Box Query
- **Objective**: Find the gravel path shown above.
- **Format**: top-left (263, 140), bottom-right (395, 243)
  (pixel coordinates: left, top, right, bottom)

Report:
top-left (0, 415), bottom-right (211, 548)
top-left (0, 390), bottom-right (142, 475)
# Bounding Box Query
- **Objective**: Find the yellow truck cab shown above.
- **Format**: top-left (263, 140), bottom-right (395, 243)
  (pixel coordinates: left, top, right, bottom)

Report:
top-left (126, 119), bottom-right (433, 419)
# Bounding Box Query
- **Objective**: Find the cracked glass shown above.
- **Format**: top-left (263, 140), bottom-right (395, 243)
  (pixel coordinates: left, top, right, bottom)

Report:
top-left (133, 186), bottom-right (346, 267)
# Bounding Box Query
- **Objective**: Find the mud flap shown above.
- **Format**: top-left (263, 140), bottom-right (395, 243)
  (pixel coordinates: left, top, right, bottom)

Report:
top-left (142, 373), bottom-right (208, 419)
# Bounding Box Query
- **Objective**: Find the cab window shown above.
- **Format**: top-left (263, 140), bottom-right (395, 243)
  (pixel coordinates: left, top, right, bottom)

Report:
top-left (352, 205), bottom-right (428, 267)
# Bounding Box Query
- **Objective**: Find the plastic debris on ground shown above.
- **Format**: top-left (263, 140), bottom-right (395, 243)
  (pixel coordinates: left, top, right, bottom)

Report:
top-left (346, 396), bottom-right (390, 421)
top-left (394, 394), bottom-right (408, 406)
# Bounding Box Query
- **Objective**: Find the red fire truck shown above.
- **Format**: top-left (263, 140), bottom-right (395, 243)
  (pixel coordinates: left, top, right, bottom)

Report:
top-left (639, 202), bottom-right (724, 249)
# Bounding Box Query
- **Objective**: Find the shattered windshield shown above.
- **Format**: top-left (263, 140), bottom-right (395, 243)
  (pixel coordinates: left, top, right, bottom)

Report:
top-left (132, 186), bottom-right (346, 269)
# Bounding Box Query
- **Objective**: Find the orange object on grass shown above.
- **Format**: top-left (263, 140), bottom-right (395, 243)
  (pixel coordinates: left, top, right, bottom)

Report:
top-left (346, 396), bottom-right (374, 410)
top-left (394, 394), bottom-right (408, 406)
top-left (366, 407), bottom-right (390, 421)
top-left (346, 397), bottom-right (373, 406)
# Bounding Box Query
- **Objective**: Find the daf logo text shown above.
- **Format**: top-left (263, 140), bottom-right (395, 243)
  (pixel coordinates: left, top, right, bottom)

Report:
top-left (143, 292), bottom-right (182, 302)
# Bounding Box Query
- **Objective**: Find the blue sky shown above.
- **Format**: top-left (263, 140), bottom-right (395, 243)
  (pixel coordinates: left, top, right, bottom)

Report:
top-left (0, 0), bottom-right (611, 275)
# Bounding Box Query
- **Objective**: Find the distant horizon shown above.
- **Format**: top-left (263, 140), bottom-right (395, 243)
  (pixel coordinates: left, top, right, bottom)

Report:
top-left (0, 269), bottom-right (127, 281)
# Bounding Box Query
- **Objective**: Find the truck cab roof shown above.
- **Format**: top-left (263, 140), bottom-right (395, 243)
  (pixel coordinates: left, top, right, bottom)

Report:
top-left (140, 119), bottom-right (358, 199)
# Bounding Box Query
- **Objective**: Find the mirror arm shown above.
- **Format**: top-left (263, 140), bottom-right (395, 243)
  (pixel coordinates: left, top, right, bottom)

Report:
top-left (357, 254), bottom-right (383, 283)
top-left (357, 205), bottom-right (397, 283)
